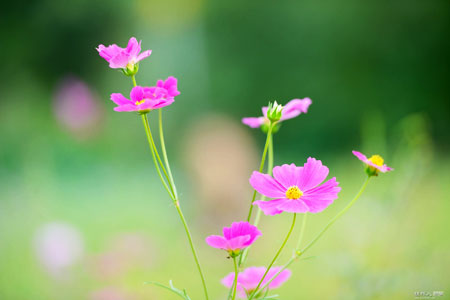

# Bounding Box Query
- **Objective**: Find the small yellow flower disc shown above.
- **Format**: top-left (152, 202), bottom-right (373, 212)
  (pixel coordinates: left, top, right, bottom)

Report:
top-left (286, 186), bottom-right (303, 200)
top-left (368, 155), bottom-right (384, 166)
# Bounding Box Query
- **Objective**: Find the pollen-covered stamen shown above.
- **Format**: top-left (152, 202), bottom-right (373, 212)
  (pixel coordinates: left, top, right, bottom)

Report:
top-left (135, 99), bottom-right (146, 105)
top-left (368, 155), bottom-right (384, 166)
top-left (286, 186), bottom-right (303, 200)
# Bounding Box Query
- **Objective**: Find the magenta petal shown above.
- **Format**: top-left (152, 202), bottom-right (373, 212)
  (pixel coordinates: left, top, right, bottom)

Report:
top-left (113, 104), bottom-right (138, 112)
top-left (266, 267), bottom-right (292, 289)
top-left (249, 171), bottom-right (286, 198)
top-left (125, 37), bottom-right (141, 57)
top-left (280, 98), bottom-right (312, 121)
top-left (242, 117), bottom-right (264, 128)
top-left (130, 86), bottom-right (144, 102)
top-left (276, 199), bottom-right (309, 213)
top-left (272, 163), bottom-right (303, 189)
top-left (205, 235), bottom-right (227, 249)
top-left (302, 177), bottom-right (340, 213)
top-left (297, 157), bottom-right (329, 191)
top-left (110, 93), bottom-right (131, 105)
top-left (253, 199), bottom-right (285, 215)
top-left (227, 235), bottom-right (251, 250)
top-left (223, 222), bottom-right (261, 247)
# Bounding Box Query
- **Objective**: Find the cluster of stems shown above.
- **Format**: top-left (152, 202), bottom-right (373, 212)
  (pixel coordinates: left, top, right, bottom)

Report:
top-left (131, 75), bottom-right (210, 300)
top-left (225, 120), bottom-right (372, 300)
top-left (134, 80), bottom-right (371, 300)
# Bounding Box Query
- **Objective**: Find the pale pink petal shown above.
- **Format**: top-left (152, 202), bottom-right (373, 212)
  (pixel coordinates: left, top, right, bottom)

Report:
top-left (221, 272), bottom-right (235, 288)
top-left (97, 44), bottom-right (121, 62)
top-left (253, 199), bottom-right (285, 215)
top-left (262, 106), bottom-right (269, 117)
top-left (276, 199), bottom-right (309, 213)
top-left (205, 235), bottom-right (228, 249)
top-left (242, 117), bottom-right (264, 128)
top-left (297, 157), bottom-right (329, 191)
top-left (272, 163), bottom-right (303, 189)
top-left (136, 50), bottom-right (152, 62)
top-left (352, 150), bottom-right (368, 162)
top-left (109, 52), bottom-right (130, 69)
top-left (249, 171), bottom-right (285, 198)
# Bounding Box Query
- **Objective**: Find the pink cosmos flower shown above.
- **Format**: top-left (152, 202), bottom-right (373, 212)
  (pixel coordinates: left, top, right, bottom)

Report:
top-left (53, 76), bottom-right (103, 138)
top-left (352, 151), bottom-right (393, 174)
top-left (97, 37), bottom-right (151, 69)
top-left (222, 266), bottom-right (291, 298)
top-left (251, 158), bottom-right (341, 215)
top-left (110, 77), bottom-right (180, 112)
top-left (242, 98), bottom-right (312, 128)
top-left (205, 222), bottom-right (262, 254)
top-left (34, 222), bottom-right (84, 277)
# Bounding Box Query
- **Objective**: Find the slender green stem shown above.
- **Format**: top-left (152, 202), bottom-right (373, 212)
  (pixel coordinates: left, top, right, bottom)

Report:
top-left (300, 177), bottom-right (371, 255)
top-left (135, 75), bottom-right (209, 300)
top-left (231, 257), bottom-right (238, 300)
top-left (239, 134), bottom-right (273, 267)
top-left (146, 121), bottom-right (176, 198)
top-left (174, 201), bottom-right (209, 300)
top-left (253, 134), bottom-right (273, 227)
top-left (159, 109), bottom-right (178, 198)
top-left (257, 177), bottom-right (372, 293)
top-left (248, 213), bottom-right (297, 300)
top-left (295, 213), bottom-right (308, 251)
top-left (141, 114), bottom-right (173, 199)
top-left (246, 124), bottom-right (273, 222)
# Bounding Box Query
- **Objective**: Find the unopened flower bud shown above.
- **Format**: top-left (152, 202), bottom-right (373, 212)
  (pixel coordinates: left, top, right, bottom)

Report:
top-left (122, 62), bottom-right (139, 76)
top-left (267, 101), bottom-right (283, 123)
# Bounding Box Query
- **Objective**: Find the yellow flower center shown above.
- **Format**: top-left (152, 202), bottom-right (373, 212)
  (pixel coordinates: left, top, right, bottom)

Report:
top-left (135, 99), bottom-right (146, 105)
top-left (368, 155), bottom-right (384, 166)
top-left (286, 186), bottom-right (303, 200)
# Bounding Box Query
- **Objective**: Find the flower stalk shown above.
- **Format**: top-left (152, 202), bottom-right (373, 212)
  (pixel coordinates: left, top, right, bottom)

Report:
top-left (246, 123), bottom-right (274, 222)
top-left (255, 177), bottom-right (371, 294)
top-left (248, 213), bottom-right (297, 300)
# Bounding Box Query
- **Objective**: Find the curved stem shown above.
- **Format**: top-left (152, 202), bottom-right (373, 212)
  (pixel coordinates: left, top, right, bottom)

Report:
top-left (159, 109), bottom-right (178, 198)
top-left (174, 202), bottom-right (209, 300)
top-left (248, 213), bottom-right (297, 300)
top-left (135, 75), bottom-right (208, 300)
top-left (246, 124), bottom-right (273, 222)
top-left (231, 257), bottom-right (238, 300)
top-left (239, 134), bottom-right (273, 267)
top-left (300, 177), bottom-right (371, 255)
top-left (141, 114), bottom-right (173, 199)
top-left (258, 177), bottom-right (371, 292)
top-left (295, 213), bottom-right (308, 251)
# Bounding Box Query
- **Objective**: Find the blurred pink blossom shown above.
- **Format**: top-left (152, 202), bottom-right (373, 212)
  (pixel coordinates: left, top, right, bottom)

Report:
top-left (34, 222), bottom-right (84, 277)
top-left (90, 287), bottom-right (133, 300)
top-left (53, 76), bottom-right (103, 138)
top-left (90, 233), bottom-right (157, 279)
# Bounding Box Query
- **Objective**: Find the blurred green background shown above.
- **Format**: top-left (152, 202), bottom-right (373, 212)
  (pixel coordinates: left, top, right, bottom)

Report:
top-left (1, 0), bottom-right (449, 299)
